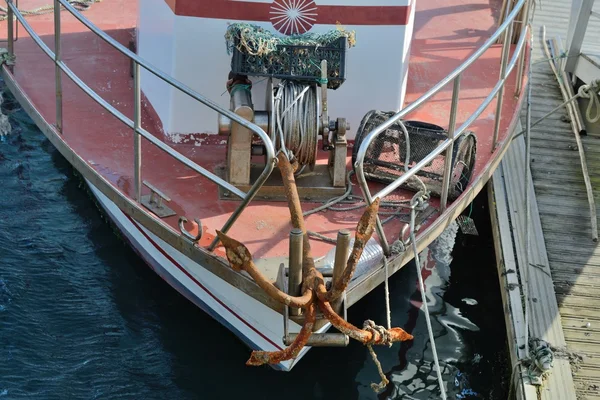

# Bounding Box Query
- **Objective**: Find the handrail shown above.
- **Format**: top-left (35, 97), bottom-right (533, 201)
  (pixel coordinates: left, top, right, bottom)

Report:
top-left (6, 0), bottom-right (276, 250)
top-left (354, 0), bottom-right (529, 252)
top-left (58, 0), bottom-right (274, 157)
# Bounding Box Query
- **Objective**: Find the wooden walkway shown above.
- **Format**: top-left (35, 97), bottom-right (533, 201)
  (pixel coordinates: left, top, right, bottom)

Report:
top-left (490, 125), bottom-right (577, 400)
top-left (490, 1), bottom-right (600, 398)
top-left (529, 0), bottom-right (600, 397)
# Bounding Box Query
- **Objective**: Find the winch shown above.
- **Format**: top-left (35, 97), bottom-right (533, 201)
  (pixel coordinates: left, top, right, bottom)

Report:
top-left (216, 24), bottom-right (353, 201)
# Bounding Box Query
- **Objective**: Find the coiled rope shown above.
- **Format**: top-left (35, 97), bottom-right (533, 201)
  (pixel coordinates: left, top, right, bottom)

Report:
top-left (0, 0), bottom-right (100, 21)
top-left (579, 79), bottom-right (600, 124)
top-left (273, 80), bottom-right (318, 167)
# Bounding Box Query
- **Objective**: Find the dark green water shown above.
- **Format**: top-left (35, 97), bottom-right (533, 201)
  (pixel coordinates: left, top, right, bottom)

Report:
top-left (0, 83), bottom-right (509, 399)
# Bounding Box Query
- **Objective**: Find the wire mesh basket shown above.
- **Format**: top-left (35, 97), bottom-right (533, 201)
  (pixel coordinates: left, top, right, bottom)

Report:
top-left (230, 37), bottom-right (347, 89)
top-left (352, 110), bottom-right (477, 201)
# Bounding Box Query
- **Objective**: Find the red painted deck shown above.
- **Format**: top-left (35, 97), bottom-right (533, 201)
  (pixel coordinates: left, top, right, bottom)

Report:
top-left (0, 0), bottom-right (522, 262)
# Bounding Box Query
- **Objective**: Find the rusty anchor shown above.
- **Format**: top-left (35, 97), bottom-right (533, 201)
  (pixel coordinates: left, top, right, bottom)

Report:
top-left (216, 152), bottom-right (413, 369)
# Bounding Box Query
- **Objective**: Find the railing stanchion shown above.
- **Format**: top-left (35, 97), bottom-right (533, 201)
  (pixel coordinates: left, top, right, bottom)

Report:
top-left (7, 0), bottom-right (14, 67)
top-left (133, 61), bottom-right (142, 202)
top-left (492, 17), bottom-right (514, 151)
top-left (53, 0), bottom-right (63, 133)
top-left (440, 74), bottom-right (461, 212)
top-left (515, 0), bottom-right (530, 96)
top-left (288, 228), bottom-right (304, 317)
top-left (133, 61), bottom-right (142, 203)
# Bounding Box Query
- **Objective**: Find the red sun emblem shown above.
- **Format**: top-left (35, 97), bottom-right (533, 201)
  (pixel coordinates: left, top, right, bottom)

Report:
top-left (270, 0), bottom-right (318, 35)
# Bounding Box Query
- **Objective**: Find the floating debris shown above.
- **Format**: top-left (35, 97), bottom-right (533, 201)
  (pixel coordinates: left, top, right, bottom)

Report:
top-left (462, 298), bottom-right (478, 306)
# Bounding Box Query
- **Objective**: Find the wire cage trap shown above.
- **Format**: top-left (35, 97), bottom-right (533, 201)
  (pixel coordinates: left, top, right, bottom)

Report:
top-left (352, 110), bottom-right (477, 201)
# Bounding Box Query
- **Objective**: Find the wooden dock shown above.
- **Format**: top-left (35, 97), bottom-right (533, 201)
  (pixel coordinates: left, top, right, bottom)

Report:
top-left (490, 1), bottom-right (600, 398)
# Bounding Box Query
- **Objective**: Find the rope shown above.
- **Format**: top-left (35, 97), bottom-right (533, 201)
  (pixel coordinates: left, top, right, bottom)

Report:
top-left (523, 32), bottom-right (533, 358)
top-left (527, 339), bottom-right (554, 385)
top-left (512, 92), bottom-right (583, 141)
top-left (0, 0), bottom-right (100, 21)
top-left (363, 320), bottom-right (392, 393)
top-left (409, 191), bottom-right (447, 400)
top-left (506, 361), bottom-right (525, 400)
top-left (304, 170), bottom-right (417, 244)
top-left (273, 81), bottom-right (318, 167)
top-left (578, 79), bottom-right (600, 124)
top-left (363, 258), bottom-right (394, 393)
top-left (304, 118), bottom-right (427, 244)
top-left (383, 257), bottom-right (392, 330)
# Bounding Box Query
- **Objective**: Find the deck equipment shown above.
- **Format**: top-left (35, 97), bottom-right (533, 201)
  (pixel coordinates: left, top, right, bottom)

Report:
top-left (218, 23), bottom-right (354, 199)
top-left (353, 112), bottom-right (477, 200)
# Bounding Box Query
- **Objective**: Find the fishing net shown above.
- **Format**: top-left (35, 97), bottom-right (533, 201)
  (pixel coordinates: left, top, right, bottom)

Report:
top-left (352, 111), bottom-right (477, 201)
top-left (225, 23), bottom-right (356, 89)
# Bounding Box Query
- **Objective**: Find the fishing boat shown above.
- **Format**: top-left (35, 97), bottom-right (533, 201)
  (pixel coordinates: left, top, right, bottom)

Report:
top-left (0, 0), bottom-right (531, 374)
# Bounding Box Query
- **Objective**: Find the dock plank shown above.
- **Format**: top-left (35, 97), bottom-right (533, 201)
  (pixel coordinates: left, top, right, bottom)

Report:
top-left (489, 161), bottom-right (537, 400)
top-left (491, 124), bottom-right (577, 399)
top-left (517, 1), bottom-right (600, 397)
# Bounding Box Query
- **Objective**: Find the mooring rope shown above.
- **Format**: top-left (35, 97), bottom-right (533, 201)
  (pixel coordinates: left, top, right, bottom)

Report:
top-left (304, 117), bottom-right (427, 245)
top-left (579, 79), bottom-right (600, 124)
top-left (384, 257), bottom-right (392, 331)
top-left (362, 258), bottom-right (394, 393)
top-left (305, 170), bottom-right (417, 244)
top-left (410, 191), bottom-right (447, 400)
top-left (523, 30), bottom-right (533, 359)
top-left (364, 319), bottom-right (393, 392)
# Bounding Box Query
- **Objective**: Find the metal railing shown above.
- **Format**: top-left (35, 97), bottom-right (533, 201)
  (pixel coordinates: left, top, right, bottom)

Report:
top-left (354, 0), bottom-right (530, 254)
top-left (5, 0), bottom-right (276, 251)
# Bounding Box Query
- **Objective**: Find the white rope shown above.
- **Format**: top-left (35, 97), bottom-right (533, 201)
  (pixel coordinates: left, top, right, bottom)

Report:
top-left (383, 257), bottom-right (391, 330)
top-left (578, 79), bottom-right (600, 124)
top-left (273, 80), bottom-right (317, 167)
top-left (409, 193), bottom-right (447, 400)
top-left (523, 31), bottom-right (533, 358)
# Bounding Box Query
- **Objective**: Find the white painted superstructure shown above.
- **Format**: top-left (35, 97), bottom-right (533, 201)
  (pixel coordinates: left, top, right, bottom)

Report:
top-left (137, 0), bottom-right (416, 139)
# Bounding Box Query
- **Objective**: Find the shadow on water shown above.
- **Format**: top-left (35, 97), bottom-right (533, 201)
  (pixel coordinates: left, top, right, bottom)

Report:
top-left (0, 82), bottom-right (508, 399)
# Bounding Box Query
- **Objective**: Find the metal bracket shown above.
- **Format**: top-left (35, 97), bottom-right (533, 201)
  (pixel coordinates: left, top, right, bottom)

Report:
top-left (282, 292), bottom-right (349, 347)
top-left (141, 180), bottom-right (176, 218)
top-left (178, 216), bottom-right (203, 242)
top-left (328, 117), bottom-right (349, 187)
